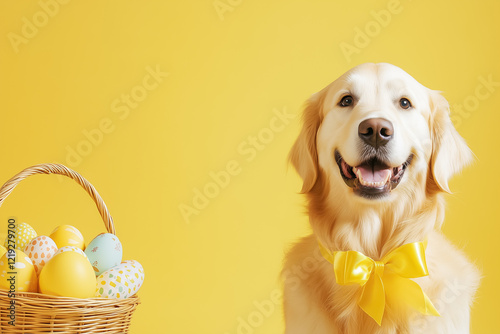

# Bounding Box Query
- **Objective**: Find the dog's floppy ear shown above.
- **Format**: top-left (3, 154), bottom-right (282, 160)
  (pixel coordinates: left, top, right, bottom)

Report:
top-left (429, 91), bottom-right (473, 193)
top-left (289, 92), bottom-right (324, 193)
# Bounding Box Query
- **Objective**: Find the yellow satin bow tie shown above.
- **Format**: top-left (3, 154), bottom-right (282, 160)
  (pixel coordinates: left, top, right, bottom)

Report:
top-left (319, 241), bottom-right (440, 325)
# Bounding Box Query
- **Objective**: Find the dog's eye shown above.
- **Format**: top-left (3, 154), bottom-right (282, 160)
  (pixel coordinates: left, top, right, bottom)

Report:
top-left (339, 95), bottom-right (354, 107)
top-left (399, 98), bottom-right (412, 109)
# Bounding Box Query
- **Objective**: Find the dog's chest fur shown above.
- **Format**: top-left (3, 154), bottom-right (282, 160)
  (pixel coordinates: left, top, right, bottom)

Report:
top-left (282, 231), bottom-right (480, 334)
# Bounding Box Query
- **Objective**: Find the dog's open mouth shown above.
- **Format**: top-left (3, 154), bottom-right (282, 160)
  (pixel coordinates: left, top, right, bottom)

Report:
top-left (335, 150), bottom-right (413, 199)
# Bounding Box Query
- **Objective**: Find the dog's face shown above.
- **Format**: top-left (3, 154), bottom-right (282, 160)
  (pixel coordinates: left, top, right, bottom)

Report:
top-left (290, 63), bottom-right (471, 205)
top-left (317, 63), bottom-right (431, 200)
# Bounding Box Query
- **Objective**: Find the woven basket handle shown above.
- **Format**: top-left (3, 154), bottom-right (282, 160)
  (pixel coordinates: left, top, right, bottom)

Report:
top-left (0, 163), bottom-right (115, 234)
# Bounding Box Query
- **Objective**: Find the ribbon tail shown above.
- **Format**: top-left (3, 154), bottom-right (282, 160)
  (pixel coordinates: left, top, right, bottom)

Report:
top-left (384, 272), bottom-right (440, 317)
top-left (358, 274), bottom-right (385, 326)
top-left (318, 242), bottom-right (334, 264)
top-left (420, 290), bottom-right (440, 317)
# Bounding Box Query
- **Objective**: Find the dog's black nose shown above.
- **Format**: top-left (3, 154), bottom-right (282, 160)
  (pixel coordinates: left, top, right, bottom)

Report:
top-left (358, 118), bottom-right (394, 148)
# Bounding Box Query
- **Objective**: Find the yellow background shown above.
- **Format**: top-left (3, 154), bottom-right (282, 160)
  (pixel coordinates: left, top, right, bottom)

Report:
top-left (0, 0), bottom-right (498, 333)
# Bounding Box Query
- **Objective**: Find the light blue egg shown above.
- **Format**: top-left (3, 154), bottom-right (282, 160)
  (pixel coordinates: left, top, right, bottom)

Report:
top-left (84, 233), bottom-right (123, 276)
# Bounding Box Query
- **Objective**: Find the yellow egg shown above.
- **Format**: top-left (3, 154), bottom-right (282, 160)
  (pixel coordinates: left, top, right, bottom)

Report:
top-left (0, 250), bottom-right (38, 293)
top-left (0, 245), bottom-right (6, 258)
top-left (49, 225), bottom-right (85, 250)
top-left (39, 251), bottom-right (95, 298)
top-left (4, 222), bottom-right (37, 250)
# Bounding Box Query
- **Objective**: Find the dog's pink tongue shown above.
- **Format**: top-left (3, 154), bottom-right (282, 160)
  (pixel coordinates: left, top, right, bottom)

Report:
top-left (356, 166), bottom-right (391, 183)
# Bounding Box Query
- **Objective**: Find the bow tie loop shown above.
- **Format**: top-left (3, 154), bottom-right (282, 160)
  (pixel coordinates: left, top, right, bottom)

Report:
top-left (382, 241), bottom-right (429, 278)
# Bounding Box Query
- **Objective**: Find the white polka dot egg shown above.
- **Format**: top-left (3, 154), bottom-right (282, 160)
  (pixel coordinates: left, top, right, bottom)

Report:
top-left (4, 222), bottom-right (37, 251)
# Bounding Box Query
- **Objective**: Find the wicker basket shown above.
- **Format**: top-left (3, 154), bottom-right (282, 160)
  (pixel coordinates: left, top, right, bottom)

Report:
top-left (0, 163), bottom-right (140, 333)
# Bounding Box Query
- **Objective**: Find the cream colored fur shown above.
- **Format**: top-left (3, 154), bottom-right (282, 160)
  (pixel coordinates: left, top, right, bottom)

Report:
top-left (284, 63), bottom-right (480, 334)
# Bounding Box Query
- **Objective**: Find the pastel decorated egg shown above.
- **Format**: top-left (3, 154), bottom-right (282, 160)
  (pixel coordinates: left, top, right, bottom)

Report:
top-left (39, 251), bottom-right (95, 298)
top-left (49, 225), bottom-right (85, 250)
top-left (4, 222), bottom-right (37, 250)
top-left (24, 236), bottom-right (58, 275)
top-left (0, 250), bottom-right (38, 292)
top-left (84, 233), bottom-right (122, 276)
top-left (54, 246), bottom-right (88, 259)
top-left (95, 260), bottom-right (144, 299)
top-left (0, 245), bottom-right (6, 258)
top-left (120, 260), bottom-right (144, 295)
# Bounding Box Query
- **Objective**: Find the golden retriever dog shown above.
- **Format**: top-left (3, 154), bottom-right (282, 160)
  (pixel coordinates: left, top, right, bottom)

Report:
top-left (284, 63), bottom-right (480, 334)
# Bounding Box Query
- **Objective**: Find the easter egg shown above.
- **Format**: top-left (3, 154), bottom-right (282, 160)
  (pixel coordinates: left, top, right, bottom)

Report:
top-left (39, 251), bottom-right (96, 298)
top-left (24, 236), bottom-right (58, 275)
top-left (0, 245), bottom-right (6, 258)
top-left (49, 225), bottom-right (85, 250)
top-left (0, 250), bottom-right (38, 292)
top-left (95, 260), bottom-right (144, 299)
top-left (54, 246), bottom-right (88, 259)
top-left (84, 233), bottom-right (122, 276)
top-left (4, 222), bottom-right (37, 250)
